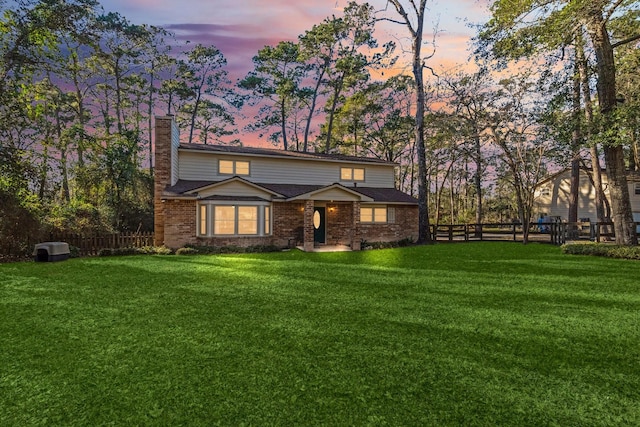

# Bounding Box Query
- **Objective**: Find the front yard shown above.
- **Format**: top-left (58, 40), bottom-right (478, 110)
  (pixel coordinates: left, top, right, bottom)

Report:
top-left (1, 243), bottom-right (638, 425)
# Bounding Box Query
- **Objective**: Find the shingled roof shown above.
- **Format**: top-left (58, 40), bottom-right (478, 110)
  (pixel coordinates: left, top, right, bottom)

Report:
top-left (179, 143), bottom-right (395, 165)
top-left (164, 179), bottom-right (417, 204)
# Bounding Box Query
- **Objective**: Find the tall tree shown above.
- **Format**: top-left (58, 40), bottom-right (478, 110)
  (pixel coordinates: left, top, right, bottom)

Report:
top-left (441, 70), bottom-right (495, 230)
top-left (179, 44), bottom-right (238, 145)
top-left (379, 0), bottom-right (434, 244)
top-left (321, 2), bottom-right (383, 153)
top-left (487, 75), bottom-right (553, 243)
top-left (478, 0), bottom-right (638, 244)
top-left (239, 41), bottom-right (304, 150)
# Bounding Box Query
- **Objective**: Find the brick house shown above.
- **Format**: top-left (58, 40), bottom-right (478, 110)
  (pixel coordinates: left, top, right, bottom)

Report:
top-left (154, 116), bottom-right (418, 251)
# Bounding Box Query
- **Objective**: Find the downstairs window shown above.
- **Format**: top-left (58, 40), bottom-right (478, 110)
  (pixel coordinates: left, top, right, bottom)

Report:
top-left (198, 203), bottom-right (271, 237)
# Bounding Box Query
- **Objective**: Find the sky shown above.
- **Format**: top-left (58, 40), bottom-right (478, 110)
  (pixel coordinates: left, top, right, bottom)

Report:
top-left (100, 0), bottom-right (492, 79)
top-left (97, 0), bottom-right (492, 147)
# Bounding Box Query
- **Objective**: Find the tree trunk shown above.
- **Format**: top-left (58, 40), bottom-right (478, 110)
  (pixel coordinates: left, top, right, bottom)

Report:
top-left (413, 19), bottom-right (431, 243)
top-left (280, 97), bottom-right (288, 151)
top-left (303, 65), bottom-right (326, 152)
top-left (473, 128), bottom-right (483, 233)
top-left (568, 56), bottom-right (581, 224)
top-left (586, 10), bottom-right (637, 245)
top-left (578, 38), bottom-right (607, 225)
top-left (148, 60), bottom-right (155, 175)
top-left (324, 83), bottom-right (342, 153)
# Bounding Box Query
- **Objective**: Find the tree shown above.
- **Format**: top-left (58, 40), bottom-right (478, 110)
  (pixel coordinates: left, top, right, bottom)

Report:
top-left (478, 0), bottom-right (639, 244)
top-left (487, 75), bottom-right (554, 243)
top-left (378, 0), bottom-right (435, 244)
top-left (440, 70), bottom-right (496, 230)
top-left (321, 2), bottom-right (382, 154)
top-left (179, 44), bottom-right (238, 145)
top-left (239, 41), bottom-right (304, 150)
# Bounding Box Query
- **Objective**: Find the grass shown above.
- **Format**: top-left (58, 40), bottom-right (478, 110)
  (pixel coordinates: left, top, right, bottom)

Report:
top-left (1, 242), bottom-right (639, 426)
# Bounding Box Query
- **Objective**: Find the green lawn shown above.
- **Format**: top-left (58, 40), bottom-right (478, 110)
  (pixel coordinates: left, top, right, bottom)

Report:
top-left (1, 242), bottom-right (639, 426)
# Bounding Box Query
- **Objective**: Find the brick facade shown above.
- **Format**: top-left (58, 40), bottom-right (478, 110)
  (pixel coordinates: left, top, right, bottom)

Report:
top-left (153, 117), bottom-right (173, 246)
top-left (303, 200), bottom-right (315, 252)
top-left (360, 205), bottom-right (419, 244)
top-left (272, 202), bottom-right (305, 247)
top-left (163, 199), bottom-right (197, 248)
top-left (154, 116), bottom-right (418, 251)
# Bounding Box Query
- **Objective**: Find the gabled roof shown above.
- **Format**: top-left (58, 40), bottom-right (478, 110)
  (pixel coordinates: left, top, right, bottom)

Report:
top-left (179, 143), bottom-right (395, 166)
top-left (182, 176), bottom-right (285, 198)
top-left (164, 179), bottom-right (418, 204)
top-left (284, 183), bottom-right (374, 202)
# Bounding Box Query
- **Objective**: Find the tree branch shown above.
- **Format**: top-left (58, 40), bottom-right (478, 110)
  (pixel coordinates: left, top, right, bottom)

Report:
top-left (604, 0), bottom-right (626, 23)
top-left (612, 33), bottom-right (640, 49)
top-left (377, 16), bottom-right (410, 26)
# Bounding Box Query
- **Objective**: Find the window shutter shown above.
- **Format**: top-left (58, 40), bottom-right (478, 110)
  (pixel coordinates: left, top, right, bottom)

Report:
top-left (387, 207), bottom-right (395, 224)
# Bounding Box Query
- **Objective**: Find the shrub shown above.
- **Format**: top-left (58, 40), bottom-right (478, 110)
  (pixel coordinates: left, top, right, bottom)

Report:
top-left (176, 247), bottom-right (199, 256)
top-left (362, 238), bottom-right (415, 250)
top-left (98, 248), bottom-right (114, 257)
top-left (181, 244), bottom-right (282, 255)
top-left (153, 246), bottom-right (173, 255)
top-left (562, 243), bottom-right (640, 260)
top-left (98, 246), bottom-right (173, 257)
top-left (69, 245), bottom-right (80, 258)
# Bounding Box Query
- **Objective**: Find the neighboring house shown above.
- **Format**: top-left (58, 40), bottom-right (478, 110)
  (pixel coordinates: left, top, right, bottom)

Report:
top-left (154, 116), bottom-right (418, 251)
top-left (534, 167), bottom-right (640, 224)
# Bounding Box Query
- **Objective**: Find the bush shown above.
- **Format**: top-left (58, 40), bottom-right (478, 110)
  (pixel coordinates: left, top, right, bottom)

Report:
top-left (98, 246), bottom-right (173, 257)
top-left (69, 245), bottom-right (80, 258)
top-left (562, 243), bottom-right (640, 260)
top-left (176, 247), bottom-right (199, 256)
top-left (151, 246), bottom-right (173, 255)
top-left (362, 238), bottom-right (415, 250)
top-left (98, 248), bottom-right (113, 257)
top-left (180, 244), bottom-right (282, 255)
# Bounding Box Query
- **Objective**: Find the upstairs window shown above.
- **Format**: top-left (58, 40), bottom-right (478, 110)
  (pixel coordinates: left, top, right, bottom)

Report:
top-left (219, 159), bottom-right (250, 176)
top-left (635, 183), bottom-right (640, 195)
top-left (340, 167), bottom-right (365, 182)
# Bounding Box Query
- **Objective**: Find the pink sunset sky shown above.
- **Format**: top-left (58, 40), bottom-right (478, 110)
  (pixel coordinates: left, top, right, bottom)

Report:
top-left (99, 0), bottom-right (491, 147)
top-left (102, 0), bottom-right (491, 79)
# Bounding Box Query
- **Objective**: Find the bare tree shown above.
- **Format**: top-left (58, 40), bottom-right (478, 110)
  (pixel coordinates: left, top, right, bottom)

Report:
top-left (378, 0), bottom-right (436, 244)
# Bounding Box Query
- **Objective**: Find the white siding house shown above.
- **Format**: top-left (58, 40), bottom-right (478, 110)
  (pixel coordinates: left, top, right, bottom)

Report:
top-left (535, 168), bottom-right (640, 224)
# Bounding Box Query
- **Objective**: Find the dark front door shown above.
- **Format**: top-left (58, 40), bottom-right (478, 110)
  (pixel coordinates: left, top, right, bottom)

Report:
top-left (313, 207), bottom-right (326, 244)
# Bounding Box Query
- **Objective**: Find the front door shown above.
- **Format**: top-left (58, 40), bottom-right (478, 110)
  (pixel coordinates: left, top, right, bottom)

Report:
top-left (313, 207), bottom-right (326, 244)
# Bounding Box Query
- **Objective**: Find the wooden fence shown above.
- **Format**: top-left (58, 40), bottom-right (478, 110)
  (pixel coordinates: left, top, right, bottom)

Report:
top-left (430, 222), bottom-right (639, 245)
top-left (49, 232), bottom-right (155, 256)
top-left (430, 223), bottom-right (549, 243)
top-left (30, 222), bottom-right (640, 257)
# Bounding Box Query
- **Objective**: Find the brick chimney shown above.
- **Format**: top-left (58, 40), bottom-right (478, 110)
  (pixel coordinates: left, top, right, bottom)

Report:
top-left (154, 116), bottom-right (179, 246)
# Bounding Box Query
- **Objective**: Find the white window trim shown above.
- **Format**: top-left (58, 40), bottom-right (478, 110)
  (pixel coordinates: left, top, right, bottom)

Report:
top-left (361, 206), bottom-right (388, 224)
top-left (340, 167), bottom-right (365, 182)
top-left (218, 159), bottom-right (251, 176)
top-left (197, 201), bottom-right (271, 237)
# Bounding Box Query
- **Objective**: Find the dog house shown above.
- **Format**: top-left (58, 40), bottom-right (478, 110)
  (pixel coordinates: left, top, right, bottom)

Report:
top-left (33, 242), bottom-right (70, 262)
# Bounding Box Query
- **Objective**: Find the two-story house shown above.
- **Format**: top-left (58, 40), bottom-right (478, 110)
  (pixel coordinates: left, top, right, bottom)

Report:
top-left (534, 167), bottom-right (640, 226)
top-left (154, 116), bottom-right (418, 251)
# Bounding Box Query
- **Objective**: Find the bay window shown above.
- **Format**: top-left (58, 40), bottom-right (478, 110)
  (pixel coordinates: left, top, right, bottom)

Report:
top-left (198, 202), bottom-right (271, 237)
